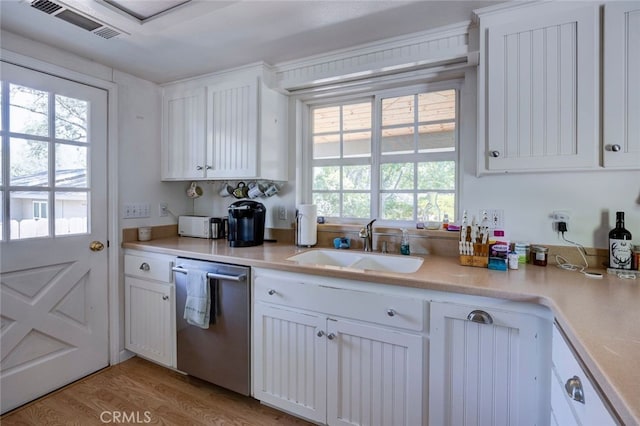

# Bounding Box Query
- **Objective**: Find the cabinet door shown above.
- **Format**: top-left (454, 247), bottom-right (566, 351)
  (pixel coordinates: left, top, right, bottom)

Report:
top-left (124, 277), bottom-right (174, 367)
top-left (429, 301), bottom-right (549, 426)
top-left (603, 2), bottom-right (640, 168)
top-left (161, 87), bottom-right (207, 180)
top-left (326, 319), bottom-right (424, 426)
top-left (253, 303), bottom-right (327, 423)
top-left (481, 3), bottom-right (599, 173)
top-left (206, 79), bottom-right (258, 179)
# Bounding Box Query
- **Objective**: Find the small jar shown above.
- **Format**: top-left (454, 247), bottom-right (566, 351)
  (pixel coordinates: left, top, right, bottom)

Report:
top-left (514, 242), bottom-right (530, 264)
top-left (633, 245), bottom-right (640, 271)
top-left (531, 245), bottom-right (549, 266)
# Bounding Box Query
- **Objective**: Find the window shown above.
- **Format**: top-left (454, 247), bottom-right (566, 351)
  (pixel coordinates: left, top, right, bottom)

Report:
top-left (33, 201), bottom-right (47, 219)
top-left (0, 80), bottom-right (90, 240)
top-left (309, 86), bottom-right (458, 223)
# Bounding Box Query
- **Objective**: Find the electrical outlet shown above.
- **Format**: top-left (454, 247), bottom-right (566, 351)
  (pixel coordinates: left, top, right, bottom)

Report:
top-left (551, 210), bottom-right (570, 232)
top-left (159, 202), bottom-right (169, 217)
top-left (278, 206), bottom-right (287, 221)
top-left (479, 209), bottom-right (504, 229)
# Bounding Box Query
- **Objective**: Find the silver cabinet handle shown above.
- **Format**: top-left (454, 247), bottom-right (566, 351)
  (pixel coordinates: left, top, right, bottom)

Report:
top-left (139, 262), bottom-right (150, 271)
top-left (565, 376), bottom-right (585, 404)
top-left (327, 333), bottom-right (336, 340)
top-left (172, 266), bottom-right (246, 281)
top-left (387, 309), bottom-right (396, 317)
top-left (467, 310), bottom-right (493, 324)
top-left (611, 144), bottom-right (621, 152)
top-left (206, 165), bottom-right (212, 170)
top-left (196, 165), bottom-right (204, 170)
top-left (268, 289), bottom-right (277, 295)
top-left (317, 330), bottom-right (325, 337)
top-left (162, 295), bottom-right (169, 301)
top-left (489, 150), bottom-right (500, 158)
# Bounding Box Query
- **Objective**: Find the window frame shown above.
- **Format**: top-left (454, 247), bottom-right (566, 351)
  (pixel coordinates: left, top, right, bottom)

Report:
top-left (303, 80), bottom-right (461, 226)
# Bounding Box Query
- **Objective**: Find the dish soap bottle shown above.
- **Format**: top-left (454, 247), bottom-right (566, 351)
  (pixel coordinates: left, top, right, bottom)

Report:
top-left (609, 211), bottom-right (633, 269)
top-left (400, 228), bottom-right (410, 255)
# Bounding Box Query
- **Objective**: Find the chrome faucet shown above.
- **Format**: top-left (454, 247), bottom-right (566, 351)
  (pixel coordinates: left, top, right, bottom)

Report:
top-left (359, 219), bottom-right (377, 252)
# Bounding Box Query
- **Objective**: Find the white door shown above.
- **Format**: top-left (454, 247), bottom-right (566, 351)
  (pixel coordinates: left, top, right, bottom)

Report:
top-left (0, 62), bottom-right (109, 414)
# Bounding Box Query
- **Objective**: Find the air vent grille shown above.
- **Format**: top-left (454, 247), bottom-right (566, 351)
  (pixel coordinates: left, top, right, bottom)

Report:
top-left (31, 0), bottom-right (62, 14)
top-left (94, 27), bottom-right (120, 39)
top-left (28, 0), bottom-right (126, 39)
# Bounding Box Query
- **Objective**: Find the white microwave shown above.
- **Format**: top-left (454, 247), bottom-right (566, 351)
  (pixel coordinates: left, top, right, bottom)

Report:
top-left (178, 215), bottom-right (213, 238)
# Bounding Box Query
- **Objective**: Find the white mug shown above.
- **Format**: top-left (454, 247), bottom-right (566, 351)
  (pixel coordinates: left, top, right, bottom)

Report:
top-left (248, 182), bottom-right (265, 198)
top-left (137, 226), bottom-right (151, 241)
top-left (219, 183), bottom-right (233, 197)
top-left (186, 182), bottom-right (203, 198)
top-left (263, 183), bottom-right (279, 197)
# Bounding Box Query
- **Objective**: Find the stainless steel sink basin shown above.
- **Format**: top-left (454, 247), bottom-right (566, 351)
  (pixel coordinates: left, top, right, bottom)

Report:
top-left (287, 249), bottom-right (423, 274)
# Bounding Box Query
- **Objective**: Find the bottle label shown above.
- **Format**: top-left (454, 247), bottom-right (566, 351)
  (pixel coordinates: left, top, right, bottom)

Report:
top-left (610, 238), bottom-right (632, 269)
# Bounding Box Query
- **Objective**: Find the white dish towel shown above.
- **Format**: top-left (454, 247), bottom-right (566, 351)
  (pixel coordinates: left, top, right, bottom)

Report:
top-left (183, 269), bottom-right (210, 329)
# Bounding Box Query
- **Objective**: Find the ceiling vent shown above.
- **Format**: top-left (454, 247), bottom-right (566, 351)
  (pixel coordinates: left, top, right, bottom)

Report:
top-left (29, 0), bottom-right (126, 39)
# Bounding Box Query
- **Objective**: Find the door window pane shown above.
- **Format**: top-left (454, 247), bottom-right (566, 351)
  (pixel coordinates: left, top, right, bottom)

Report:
top-left (10, 191), bottom-right (50, 239)
top-left (56, 144), bottom-right (87, 187)
top-left (55, 95), bottom-right (88, 142)
top-left (10, 138), bottom-right (49, 186)
top-left (55, 191), bottom-right (88, 235)
top-left (10, 84), bottom-right (49, 136)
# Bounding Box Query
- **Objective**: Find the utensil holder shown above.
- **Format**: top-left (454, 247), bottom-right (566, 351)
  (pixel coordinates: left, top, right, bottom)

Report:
top-left (459, 243), bottom-right (489, 268)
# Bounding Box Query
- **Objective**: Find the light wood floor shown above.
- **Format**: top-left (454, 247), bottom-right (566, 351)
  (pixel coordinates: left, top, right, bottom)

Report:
top-left (1, 357), bottom-right (313, 425)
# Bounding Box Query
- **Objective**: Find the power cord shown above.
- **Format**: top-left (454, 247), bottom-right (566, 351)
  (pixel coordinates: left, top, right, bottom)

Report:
top-left (555, 221), bottom-right (590, 274)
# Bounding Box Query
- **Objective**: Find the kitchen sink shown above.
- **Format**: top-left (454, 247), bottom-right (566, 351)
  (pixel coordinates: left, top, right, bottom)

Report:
top-left (286, 249), bottom-right (423, 274)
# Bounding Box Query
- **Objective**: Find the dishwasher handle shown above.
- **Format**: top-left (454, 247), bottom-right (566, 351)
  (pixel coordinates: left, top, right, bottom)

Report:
top-left (172, 266), bottom-right (247, 282)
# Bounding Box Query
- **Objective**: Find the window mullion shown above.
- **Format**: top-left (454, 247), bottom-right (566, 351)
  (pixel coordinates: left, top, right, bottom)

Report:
top-left (371, 96), bottom-right (381, 219)
top-left (1, 81), bottom-right (8, 241)
top-left (48, 91), bottom-right (56, 237)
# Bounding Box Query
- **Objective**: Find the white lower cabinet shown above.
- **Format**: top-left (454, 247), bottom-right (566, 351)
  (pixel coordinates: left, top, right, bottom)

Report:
top-left (252, 269), bottom-right (425, 426)
top-left (124, 252), bottom-right (176, 367)
top-left (428, 300), bottom-right (552, 426)
top-left (550, 324), bottom-right (618, 426)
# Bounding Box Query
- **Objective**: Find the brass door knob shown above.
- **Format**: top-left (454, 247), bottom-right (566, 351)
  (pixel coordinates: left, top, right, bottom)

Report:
top-left (90, 241), bottom-right (105, 252)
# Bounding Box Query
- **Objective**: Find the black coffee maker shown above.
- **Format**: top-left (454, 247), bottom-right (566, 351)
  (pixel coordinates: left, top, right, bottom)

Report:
top-left (227, 200), bottom-right (266, 247)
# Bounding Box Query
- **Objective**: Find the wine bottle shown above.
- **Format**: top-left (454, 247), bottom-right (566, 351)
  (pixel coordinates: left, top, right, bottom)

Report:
top-left (609, 211), bottom-right (633, 269)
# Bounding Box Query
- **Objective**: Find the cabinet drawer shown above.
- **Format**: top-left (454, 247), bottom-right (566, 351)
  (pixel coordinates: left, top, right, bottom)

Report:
top-left (124, 254), bottom-right (173, 283)
top-left (552, 325), bottom-right (617, 425)
top-left (255, 274), bottom-right (424, 331)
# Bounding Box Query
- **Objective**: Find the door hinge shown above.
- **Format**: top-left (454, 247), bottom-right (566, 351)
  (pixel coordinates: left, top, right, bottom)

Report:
top-left (107, 240), bottom-right (110, 248)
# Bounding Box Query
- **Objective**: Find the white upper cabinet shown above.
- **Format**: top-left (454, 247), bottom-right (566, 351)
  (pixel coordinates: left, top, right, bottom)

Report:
top-left (161, 87), bottom-right (207, 180)
top-left (603, 2), bottom-right (640, 168)
top-left (161, 65), bottom-right (288, 181)
top-left (477, 3), bottom-right (600, 174)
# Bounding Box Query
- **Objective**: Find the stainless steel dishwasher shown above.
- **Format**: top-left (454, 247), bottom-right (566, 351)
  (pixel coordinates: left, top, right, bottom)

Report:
top-left (173, 257), bottom-right (250, 395)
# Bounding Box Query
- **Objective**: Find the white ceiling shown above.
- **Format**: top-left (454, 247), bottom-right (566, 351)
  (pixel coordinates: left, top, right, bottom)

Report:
top-left (0, 0), bottom-right (501, 84)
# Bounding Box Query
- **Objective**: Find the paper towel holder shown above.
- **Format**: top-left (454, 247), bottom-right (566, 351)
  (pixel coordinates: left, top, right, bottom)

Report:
top-left (295, 204), bottom-right (318, 247)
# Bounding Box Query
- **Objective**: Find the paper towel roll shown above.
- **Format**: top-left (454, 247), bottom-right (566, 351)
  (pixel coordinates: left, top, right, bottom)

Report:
top-left (296, 204), bottom-right (317, 247)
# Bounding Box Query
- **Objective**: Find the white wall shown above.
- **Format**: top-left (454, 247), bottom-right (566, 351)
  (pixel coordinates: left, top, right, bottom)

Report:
top-left (459, 69), bottom-right (639, 249)
top-left (114, 70), bottom-right (190, 231)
